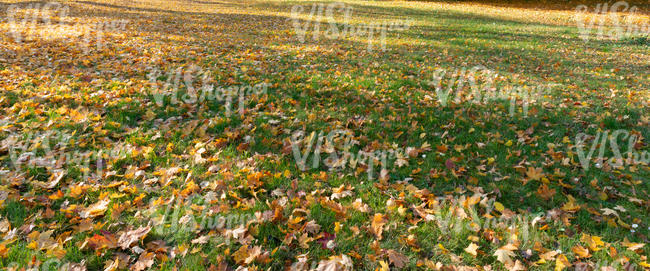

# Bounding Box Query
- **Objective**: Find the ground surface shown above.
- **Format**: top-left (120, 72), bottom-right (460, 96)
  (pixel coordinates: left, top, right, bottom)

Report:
top-left (0, 0), bottom-right (649, 270)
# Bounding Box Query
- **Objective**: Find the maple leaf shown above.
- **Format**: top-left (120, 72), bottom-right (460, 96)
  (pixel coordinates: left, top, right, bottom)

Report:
top-left (525, 167), bottom-right (543, 181)
top-left (494, 248), bottom-right (515, 268)
top-left (561, 195), bottom-right (580, 213)
top-left (117, 226), bottom-right (150, 249)
top-left (494, 243), bottom-right (518, 268)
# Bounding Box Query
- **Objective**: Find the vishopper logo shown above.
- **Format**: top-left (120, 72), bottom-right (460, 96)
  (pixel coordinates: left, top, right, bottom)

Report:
top-left (426, 65), bottom-right (553, 117)
top-left (575, 1), bottom-right (649, 42)
top-left (5, 2), bottom-right (69, 43)
top-left (289, 2), bottom-right (411, 51)
top-left (151, 195), bottom-right (256, 237)
top-left (427, 197), bottom-right (548, 246)
top-left (288, 129), bottom-right (414, 180)
top-left (2, 130), bottom-right (126, 179)
top-left (4, 2), bottom-right (129, 51)
top-left (146, 65), bottom-right (268, 116)
top-left (573, 129), bottom-right (649, 171)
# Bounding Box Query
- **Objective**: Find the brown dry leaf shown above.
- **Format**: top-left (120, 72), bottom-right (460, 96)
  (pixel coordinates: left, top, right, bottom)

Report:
top-left (131, 252), bottom-right (155, 271)
top-left (621, 238), bottom-right (645, 251)
top-left (303, 220), bottom-right (321, 234)
top-left (315, 255), bottom-right (353, 271)
top-left (86, 234), bottom-right (117, 250)
top-left (35, 170), bottom-right (65, 189)
top-left (511, 260), bottom-right (526, 271)
top-left (298, 233), bottom-right (313, 249)
top-left (117, 226), bottom-right (151, 249)
top-left (525, 167), bottom-right (543, 181)
top-left (386, 249), bottom-right (408, 268)
top-left (536, 183), bottom-right (556, 201)
top-left (76, 218), bottom-right (94, 233)
top-left (191, 235), bottom-right (210, 244)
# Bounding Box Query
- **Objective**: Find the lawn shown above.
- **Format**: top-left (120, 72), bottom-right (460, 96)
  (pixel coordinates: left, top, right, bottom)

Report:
top-left (0, 0), bottom-right (648, 270)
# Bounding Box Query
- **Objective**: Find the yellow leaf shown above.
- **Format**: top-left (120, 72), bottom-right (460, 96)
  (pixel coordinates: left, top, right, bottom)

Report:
top-left (580, 233), bottom-right (605, 252)
top-left (438, 243), bottom-right (449, 254)
top-left (232, 245), bottom-right (249, 265)
top-left (494, 202), bottom-right (505, 212)
top-left (561, 195), bottom-right (580, 213)
top-left (571, 245), bottom-right (591, 258)
top-left (27, 241), bottom-right (38, 250)
top-left (378, 260), bottom-right (389, 271)
top-left (0, 245), bottom-right (7, 258)
top-left (555, 254), bottom-right (569, 271)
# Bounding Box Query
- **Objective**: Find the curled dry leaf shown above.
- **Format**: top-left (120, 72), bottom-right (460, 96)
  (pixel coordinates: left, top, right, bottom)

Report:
top-left (80, 199), bottom-right (110, 219)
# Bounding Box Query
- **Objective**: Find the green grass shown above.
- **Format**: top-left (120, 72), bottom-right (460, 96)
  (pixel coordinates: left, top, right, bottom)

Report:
top-left (0, 0), bottom-right (648, 269)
